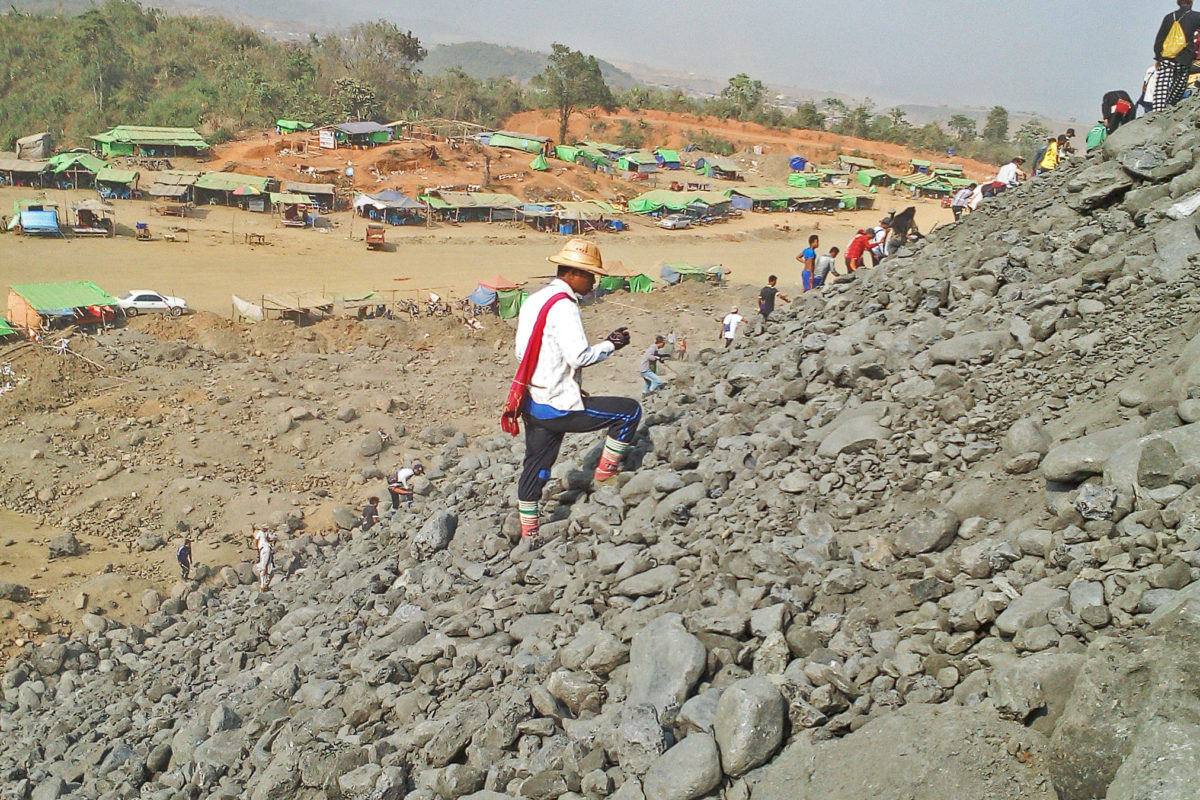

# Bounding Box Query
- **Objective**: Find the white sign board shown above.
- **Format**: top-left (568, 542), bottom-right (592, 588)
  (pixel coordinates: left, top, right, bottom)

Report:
top-left (318, 130), bottom-right (337, 150)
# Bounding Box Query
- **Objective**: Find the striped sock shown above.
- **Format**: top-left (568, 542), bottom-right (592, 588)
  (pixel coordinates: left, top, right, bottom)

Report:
top-left (595, 437), bottom-right (630, 481)
top-left (518, 500), bottom-right (539, 538)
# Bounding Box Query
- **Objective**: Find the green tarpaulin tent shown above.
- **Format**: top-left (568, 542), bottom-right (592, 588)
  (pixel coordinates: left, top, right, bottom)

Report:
top-left (0, 318), bottom-right (15, 337)
top-left (90, 126), bottom-right (210, 156)
top-left (497, 289), bottom-right (528, 319)
top-left (627, 189), bottom-right (729, 214)
top-left (554, 145), bottom-right (579, 162)
top-left (47, 152), bottom-right (106, 174)
top-left (787, 173), bottom-right (822, 188)
top-left (10, 281), bottom-right (117, 310)
top-left (194, 172), bottom-right (270, 193)
top-left (598, 276), bottom-right (627, 293)
top-left (95, 166), bottom-right (139, 185)
top-left (856, 169), bottom-right (893, 187)
top-left (277, 120), bottom-right (314, 133)
top-left (839, 155), bottom-right (876, 168)
top-left (575, 146), bottom-right (610, 167)
top-left (489, 131), bottom-right (548, 153)
top-left (628, 274), bottom-right (654, 293)
top-left (530, 154), bottom-right (549, 171)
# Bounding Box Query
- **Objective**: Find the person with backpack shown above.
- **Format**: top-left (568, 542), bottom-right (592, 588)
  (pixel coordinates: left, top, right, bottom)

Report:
top-left (1153, 0), bottom-right (1200, 111)
top-left (502, 239), bottom-right (641, 540)
top-left (177, 538), bottom-right (192, 580)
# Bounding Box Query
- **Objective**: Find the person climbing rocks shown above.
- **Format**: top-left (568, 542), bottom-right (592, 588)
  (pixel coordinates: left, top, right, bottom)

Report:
top-left (176, 538), bottom-right (192, 580)
top-left (868, 217), bottom-right (892, 268)
top-left (502, 238), bottom-right (642, 540)
top-left (639, 335), bottom-right (669, 394)
top-left (721, 306), bottom-right (744, 347)
top-left (360, 496), bottom-right (381, 531)
top-left (951, 184), bottom-right (976, 221)
top-left (845, 230), bottom-right (872, 272)
top-left (1153, 0), bottom-right (1200, 111)
top-left (252, 525), bottom-right (276, 592)
top-left (759, 275), bottom-right (791, 320)
top-left (387, 462), bottom-right (424, 511)
top-left (815, 247), bottom-right (839, 286)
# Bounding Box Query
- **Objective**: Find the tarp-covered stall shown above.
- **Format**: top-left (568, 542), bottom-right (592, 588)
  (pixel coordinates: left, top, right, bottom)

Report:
top-left (194, 172), bottom-right (271, 209)
top-left (617, 152), bottom-right (659, 173)
top-left (420, 190), bottom-right (522, 222)
top-left (694, 156), bottom-right (742, 180)
top-left (497, 289), bottom-right (529, 319)
top-left (90, 126), bottom-right (210, 157)
top-left (72, 199), bottom-right (115, 236)
top-left (281, 180), bottom-right (336, 211)
top-left (0, 155), bottom-right (48, 187)
top-left (95, 166), bottom-right (140, 199)
top-left (148, 170), bottom-right (200, 202)
top-left (837, 154), bottom-right (876, 171)
top-left (659, 262), bottom-right (726, 286)
top-left (486, 131), bottom-right (551, 153)
top-left (856, 168), bottom-right (896, 188)
top-left (276, 120), bottom-right (314, 134)
top-left (46, 152), bottom-right (107, 189)
top-left (787, 172), bottom-right (823, 188)
top-left (354, 190), bottom-right (424, 225)
top-left (7, 281), bottom-right (117, 335)
top-left (655, 149), bottom-right (682, 169)
top-left (554, 145), bottom-right (579, 163)
top-left (328, 122), bottom-right (392, 148)
top-left (627, 189), bottom-right (731, 216)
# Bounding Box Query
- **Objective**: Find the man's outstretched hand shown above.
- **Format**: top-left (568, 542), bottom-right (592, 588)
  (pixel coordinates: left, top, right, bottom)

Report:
top-left (606, 327), bottom-right (631, 350)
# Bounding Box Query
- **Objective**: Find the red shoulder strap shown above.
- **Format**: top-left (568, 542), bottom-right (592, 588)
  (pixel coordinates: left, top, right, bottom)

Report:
top-left (501, 292), bottom-right (572, 435)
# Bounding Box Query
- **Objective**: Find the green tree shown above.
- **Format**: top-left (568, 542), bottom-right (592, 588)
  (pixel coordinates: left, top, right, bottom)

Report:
top-left (333, 77), bottom-right (377, 120)
top-left (342, 20), bottom-right (426, 118)
top-left (791, 101), bottom-right (825, 131)
top-left (982, 105), bottom-right (1009, 142)
top-left (532, 43), bottom-right (615, 143)
top-left (948, 114), bottom-right (977, 141)
top-left (720, 73), bottom-right (766, 115)
top-left (71, 9), bottom-right (126, 117)
top-left (1014, 118), bottom-right (1051, 154)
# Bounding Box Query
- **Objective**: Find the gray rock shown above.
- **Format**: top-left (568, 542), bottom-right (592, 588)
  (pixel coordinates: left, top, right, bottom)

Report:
top-left (892, 507), bottom-right (959, 557)
top-left (0, 582), bottom-right (31, 602)
top-left (627, 613), bottom-right (707, 721)
top-left (333, 505), bottom-right (359, 530)
top-left (1005, 418), bottom-right (1051, 457)
top-left (615, 565), bottom-right (681, 597)
top-left (642, 733), bottom-right (723, 800)
top-left (750, 704), bottom-right (1055, 800)
top-left (713, 677), bottom-right (787, 777)
top-left (618, 703), bottom-right (669, 776)
top-left (989, 653), bottom-right (1086, 736)
top-left (996, 580), bottom-right (1069, 637)
top-left (47, 531), bottom-right (79, 559)
top-left (928, 331), bottom-right (1015, 364)
top-left (817, 418), bottom-right (892, 458)
top-left (412, 510), bottom-right (457, 560)
top-left (1042, 423), bottom-right (1144, 484)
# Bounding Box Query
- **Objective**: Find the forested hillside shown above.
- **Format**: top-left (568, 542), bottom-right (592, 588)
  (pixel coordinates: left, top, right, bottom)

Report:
top-left (423, 42), bottom-right (637, 89)
top-left (0, 1), bottom-right (527, 148)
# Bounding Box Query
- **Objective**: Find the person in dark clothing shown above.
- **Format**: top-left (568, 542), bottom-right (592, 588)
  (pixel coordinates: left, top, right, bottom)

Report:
top-left (758, 275), bottom-right (790, 320)
top-left (1154, 0), bottom-right (1200, 110)
top-left (360, 497), bottom-right (381, 531)
top-left (177, 539), bottom-right (192, 580)
top-left (1101, 90), bottom-right (1138, 132)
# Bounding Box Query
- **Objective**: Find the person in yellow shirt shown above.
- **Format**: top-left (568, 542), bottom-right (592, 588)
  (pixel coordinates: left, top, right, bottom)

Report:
top-left (1035, 136), bottom-right (1059, 175)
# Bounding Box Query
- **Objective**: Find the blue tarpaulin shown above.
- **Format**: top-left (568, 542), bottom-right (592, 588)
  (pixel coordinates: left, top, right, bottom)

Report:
top-left (20, 210), bottom-right (61, 235)
top-left (467, 286), bottom-right (498, 306)
top-left (790, 156), bottom-right (807, 171)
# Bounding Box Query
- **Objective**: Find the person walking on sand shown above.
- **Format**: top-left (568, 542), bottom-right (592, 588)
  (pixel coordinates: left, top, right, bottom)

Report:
top-left (759, 275), bottom-right (791, 320)
top-left (387, 461), bottom-right (424, 511)
top-left (1154, 0), bottom-right (1200, 111)
top-left (796, 234), bottom-right (820, 292)
top-left (639, 335), bottom-right (669, 394)
top-left (177, 538), bottom-right (192, 580)
top-left (501, 238), bottom-right (641, 540)
top-left (721, 306), bottom-right (744, 347)
top-left (252, 525), bottom-right (276, 592)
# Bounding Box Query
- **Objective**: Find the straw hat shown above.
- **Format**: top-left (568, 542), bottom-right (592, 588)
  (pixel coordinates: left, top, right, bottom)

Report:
top-left (547, 238), bottom-right (607, 275)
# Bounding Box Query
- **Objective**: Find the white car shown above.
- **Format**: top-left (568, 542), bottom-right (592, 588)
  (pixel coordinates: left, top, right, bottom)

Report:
top-left (117, 290), bottom-right (189, 317)
top-left (657, 214), bottom-right (693, 230)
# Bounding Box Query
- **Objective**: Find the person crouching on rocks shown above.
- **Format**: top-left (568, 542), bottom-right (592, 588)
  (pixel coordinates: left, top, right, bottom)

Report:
top-left (501, 238), bottom-right (642, 540)
top-left (387, 461), bottom-right (425, 512)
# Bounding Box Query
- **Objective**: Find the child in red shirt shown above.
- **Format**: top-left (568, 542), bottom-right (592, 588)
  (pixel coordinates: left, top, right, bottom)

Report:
top-left (844, 230), bottom-right (872, 271)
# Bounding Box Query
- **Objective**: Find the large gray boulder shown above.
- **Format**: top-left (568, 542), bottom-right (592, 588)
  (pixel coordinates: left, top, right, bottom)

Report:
top-left (1104, 423), bottom-right (1200, 493)
top-left (1041, 423), bottom-right (1144, 483)
top-left (1049, 581), bottom-right (1200, 800)
top-left (928, 331), bottom-right (1014, 364)
top-left (892, 507), bottom-right (959, 557)
top-left (411, 510), bottom-right (457, 560)
top-left (996, 579), bottom-right (1068, 638)
top-left (713, 677), bottom-right (786, 777)
top-left (627, 613), bottom-right (707, 722)
top-left (749, 705), bottom-right (1056, 800)
top-left (641, 733), bottom-right (722, 800)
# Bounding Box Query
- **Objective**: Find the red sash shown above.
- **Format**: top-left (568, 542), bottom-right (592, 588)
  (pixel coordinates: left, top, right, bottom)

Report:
top-left (501, 292), bottom-right (572, 436)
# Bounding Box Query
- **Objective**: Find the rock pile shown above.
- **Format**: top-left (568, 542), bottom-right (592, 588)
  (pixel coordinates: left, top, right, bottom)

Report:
top-left (7, 100), bottom-right (1200, 799)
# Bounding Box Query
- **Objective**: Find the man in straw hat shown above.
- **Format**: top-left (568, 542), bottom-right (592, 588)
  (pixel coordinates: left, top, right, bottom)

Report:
top-left (505, 238), bottom-right (641, 540)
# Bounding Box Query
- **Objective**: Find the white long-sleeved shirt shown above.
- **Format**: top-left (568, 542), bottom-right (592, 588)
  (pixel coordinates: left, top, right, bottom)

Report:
top-left (515, 278), bottom-right (614, 412)
top-left (996, 162), bottom-right (1022, 186)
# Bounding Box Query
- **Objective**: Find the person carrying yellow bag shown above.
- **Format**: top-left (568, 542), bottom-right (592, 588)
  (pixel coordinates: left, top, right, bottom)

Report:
top-left (1154, 0), bottom-right (1200, 110)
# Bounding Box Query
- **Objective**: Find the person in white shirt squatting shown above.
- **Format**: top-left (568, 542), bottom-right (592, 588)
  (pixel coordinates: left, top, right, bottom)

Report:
top-left (513, 239), bottom-right (641, 540)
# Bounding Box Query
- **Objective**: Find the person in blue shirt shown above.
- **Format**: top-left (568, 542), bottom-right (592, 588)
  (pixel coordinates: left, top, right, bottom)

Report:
top-left (797, 234), bottom-right (819, 291)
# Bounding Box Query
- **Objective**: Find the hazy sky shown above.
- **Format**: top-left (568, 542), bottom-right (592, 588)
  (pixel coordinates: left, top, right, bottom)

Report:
top-left (396, 0), bottom-right (1164, 122)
